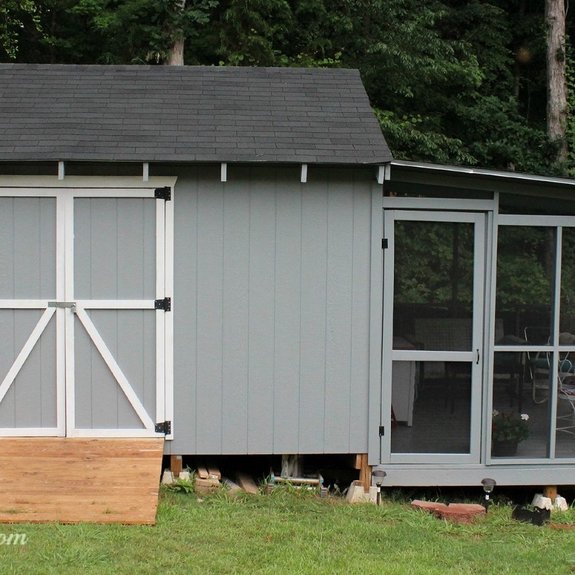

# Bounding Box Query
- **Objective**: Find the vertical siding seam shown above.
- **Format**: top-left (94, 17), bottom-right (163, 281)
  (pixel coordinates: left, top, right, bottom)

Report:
top-left (142, 198), bottom-right (147, 408)
top-left (194, 179), bottom-right (199, 452)
top-left (220, 185), bottom-right (225, 454)
top-left (297, 184), bottom-right (303, 451)
top-left (246, 179), bottom-right (252, 451)
top-left (323, 180), bottom-right (329, 452)
top-left (11, 199), bottom-right (15, 298)
top-left (348, 181), bottom-right (356, 453)
top-left (115, 199), bottom-right (119, 299)
top-left (89, 201), bottom-right (94, 427)
top-left (115, 200), bottom-right (120, 426)
top-left (34, 199), bottom-right (40, 298)
top-left (37, 198), bottom-right (42, 299)
top-left (11, 199), bottom-right (15, 424)
top-left (11, 312), bottom-right (15, 425)
top-left (140, 201), bottom-right (145, 410)
top-left (141, 310), bottom-right (145, 413)
top-left (141, 199), bottom-right (145, 299)
top-left (87, 199), bottom-right (92, 299)
top-left (272, 176), bottom-right (278, 452)
top-left (10, 200), bottom-right (15, 425)
top-left (38, 200), bottom-right (43, 425)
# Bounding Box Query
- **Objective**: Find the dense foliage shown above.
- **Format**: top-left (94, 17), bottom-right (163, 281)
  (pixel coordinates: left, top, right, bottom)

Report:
top-left (1, 0), bottom-right (572, 175)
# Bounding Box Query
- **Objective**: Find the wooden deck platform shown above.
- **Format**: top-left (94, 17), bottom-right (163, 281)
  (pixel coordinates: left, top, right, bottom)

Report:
top-left (0, 438), bottom-right (164, 524)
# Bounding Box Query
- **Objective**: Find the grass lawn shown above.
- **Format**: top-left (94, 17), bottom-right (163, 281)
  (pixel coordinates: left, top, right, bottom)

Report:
top-left (1, 488), bottom-right (574, 575)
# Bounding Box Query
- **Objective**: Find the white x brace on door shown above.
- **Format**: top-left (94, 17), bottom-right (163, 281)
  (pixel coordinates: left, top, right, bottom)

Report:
top-left (0, 178), bottom-right (175, 439)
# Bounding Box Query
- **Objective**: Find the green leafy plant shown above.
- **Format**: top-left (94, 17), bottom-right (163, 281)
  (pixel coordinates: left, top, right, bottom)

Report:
top-left (165, 478), bottom-right (195, 494)
top-left (491, 410), bottom-right (529, 443)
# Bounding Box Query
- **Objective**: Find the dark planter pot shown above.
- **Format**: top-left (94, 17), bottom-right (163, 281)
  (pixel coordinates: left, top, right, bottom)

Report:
top-left (512, 505), bottom-right (550, 526)
top-left (492, 439), bottom-right (518, 457)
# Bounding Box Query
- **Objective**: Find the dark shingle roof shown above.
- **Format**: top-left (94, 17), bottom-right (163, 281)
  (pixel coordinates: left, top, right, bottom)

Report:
top-left (0, 64), bottom-right (391, 165)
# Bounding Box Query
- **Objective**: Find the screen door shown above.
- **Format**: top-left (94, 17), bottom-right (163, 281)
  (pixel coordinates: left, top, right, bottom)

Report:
top-left (381, 210), bottom-right (486, 463)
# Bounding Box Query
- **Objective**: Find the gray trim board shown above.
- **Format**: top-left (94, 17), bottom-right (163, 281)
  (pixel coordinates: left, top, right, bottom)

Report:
top-left (392, 159), bottom-right (575, 186)
top-left (374, 464), bottom-right (575, 486)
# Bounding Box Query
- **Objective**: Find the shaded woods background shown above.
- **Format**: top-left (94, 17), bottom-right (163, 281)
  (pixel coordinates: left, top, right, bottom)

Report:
top-left (1, 0), bottom-right (573, 176)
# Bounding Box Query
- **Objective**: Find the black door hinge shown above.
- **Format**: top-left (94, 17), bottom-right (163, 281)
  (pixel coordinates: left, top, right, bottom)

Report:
top-left (382, 238), bottom-right (388, 249)
top-left (155, 297), bottom-right (171, 311)
top-left (155, 186), bottom-right (171, 201)
top-left (379, 425), bottom-right (385, 436)
top-left (155, 421), bottom-right (172, 435)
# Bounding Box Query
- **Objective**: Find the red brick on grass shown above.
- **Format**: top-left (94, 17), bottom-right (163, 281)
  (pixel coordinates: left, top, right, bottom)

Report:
top-left (411, 500), bottom-right (448, 512)
top-left (434, 504), bottom-right (486, 524)
top-left (411, 500), bottom-right (486, 524)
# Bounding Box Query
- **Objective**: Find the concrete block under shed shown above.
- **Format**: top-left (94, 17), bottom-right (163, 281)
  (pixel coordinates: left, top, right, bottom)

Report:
top-left (194, 477), bottom-right (221, 495)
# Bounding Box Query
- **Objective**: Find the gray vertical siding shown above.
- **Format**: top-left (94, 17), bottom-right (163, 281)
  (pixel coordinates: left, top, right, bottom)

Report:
top-left (0, 197), bottom-right (56, 299)
top-left (74, 198), bottom-right (155, 300)
top-left (0, 198), bottom-right (57, 428)
top-left (172, 166), bottom-right (375, 455)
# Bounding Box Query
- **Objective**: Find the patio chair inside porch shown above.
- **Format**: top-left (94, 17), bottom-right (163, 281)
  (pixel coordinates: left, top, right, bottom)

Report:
top-left (524, 327), bottom-right (575, 436)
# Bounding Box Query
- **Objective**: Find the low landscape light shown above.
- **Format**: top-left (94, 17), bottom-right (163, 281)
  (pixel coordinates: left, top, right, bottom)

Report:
top-left (481, 478), bottom-right (496, 511)
top-left (372, 469), bottom-right (387, 506)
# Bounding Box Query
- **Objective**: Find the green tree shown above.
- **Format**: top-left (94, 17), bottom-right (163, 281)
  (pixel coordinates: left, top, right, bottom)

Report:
top-left (69, 0), bottom-right (218, 64)
top-left (2, 0), bottom-right (573, 176)
top-left (215, 0), bottom-right (292, 66)
top-left (1, 0), bottom-right (42, 59)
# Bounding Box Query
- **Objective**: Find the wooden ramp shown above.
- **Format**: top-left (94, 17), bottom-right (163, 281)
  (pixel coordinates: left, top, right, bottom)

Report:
top-left (0, 438), bottom-right (164, 524)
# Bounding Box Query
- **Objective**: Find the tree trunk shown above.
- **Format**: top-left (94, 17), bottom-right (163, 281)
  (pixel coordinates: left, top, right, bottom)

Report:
top-left (167, 38), bottom-right (184, 66)
top-left (166, 0), bottom-right (186, 66)
top-left (546, 0), bottom-right (568, 164)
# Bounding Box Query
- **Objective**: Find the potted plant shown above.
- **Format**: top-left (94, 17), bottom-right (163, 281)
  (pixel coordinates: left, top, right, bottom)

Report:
top-left (491, 410), bottom-right (529, 456)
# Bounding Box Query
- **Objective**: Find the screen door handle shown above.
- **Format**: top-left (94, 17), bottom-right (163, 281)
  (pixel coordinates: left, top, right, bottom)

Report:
top-left (476, 349), bottom-right (480, 364)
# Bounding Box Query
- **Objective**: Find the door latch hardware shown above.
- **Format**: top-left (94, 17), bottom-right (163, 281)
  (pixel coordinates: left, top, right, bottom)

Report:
top-left (48, 301), bottom-right (76, 309)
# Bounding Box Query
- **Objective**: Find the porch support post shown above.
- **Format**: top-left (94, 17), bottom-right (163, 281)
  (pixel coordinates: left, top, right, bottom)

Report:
top-left (355, 453), bottom-right (372, 493)
top-left (170, 455), bottom-right (183, 479)
top-left (543, 485), bottom-right (558, 503)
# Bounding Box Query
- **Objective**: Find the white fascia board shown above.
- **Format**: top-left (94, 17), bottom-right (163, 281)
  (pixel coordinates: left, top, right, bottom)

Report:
top-left (0, 175), bottom-right (177, 188)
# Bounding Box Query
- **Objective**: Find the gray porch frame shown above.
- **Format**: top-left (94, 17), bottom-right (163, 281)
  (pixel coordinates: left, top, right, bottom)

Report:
top-left (369, 160), bottom-right (575, 485)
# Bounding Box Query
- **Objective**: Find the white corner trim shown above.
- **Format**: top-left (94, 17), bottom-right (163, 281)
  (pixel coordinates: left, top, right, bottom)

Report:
top-left (143, 162), bottom-right (149, 182)
top-left (301, 163), bottom-right (308, 183)
top-left (58, 161), bottom-right (65, 180)
top-left (221, 162), bottom-right (228, 182)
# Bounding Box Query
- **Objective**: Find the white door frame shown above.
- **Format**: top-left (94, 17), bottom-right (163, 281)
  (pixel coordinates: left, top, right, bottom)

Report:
top-left (0, 177), bottom-right (176, 439)
top-left (381, 209), bottom-right (486, 464)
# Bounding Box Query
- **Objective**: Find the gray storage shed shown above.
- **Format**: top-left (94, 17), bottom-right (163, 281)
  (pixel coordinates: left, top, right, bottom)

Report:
top-left (2, 63), bottom-right (575, 488)
top-left (0, 64), bottom-right (389, 461)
